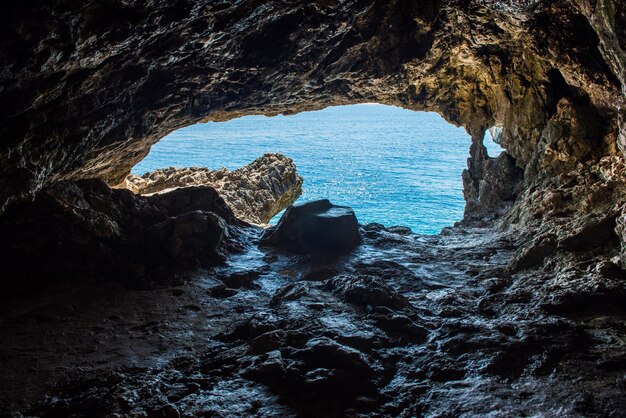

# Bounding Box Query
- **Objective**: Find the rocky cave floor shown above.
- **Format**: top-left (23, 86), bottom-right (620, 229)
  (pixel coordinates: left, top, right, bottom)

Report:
top-left (1, 222), bottom-right (626, 417)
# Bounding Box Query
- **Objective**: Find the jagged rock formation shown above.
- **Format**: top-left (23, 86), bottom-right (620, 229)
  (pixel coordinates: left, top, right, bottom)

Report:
top-left (463, 150), bottom-right (525, 219)
top-left (125, 153), bottom-right (303, 224)
top-left (0, 0), bottom-right (624, 265)
top-left (1, 1), bottom-right (624, 213)
top-left (1, 1), bottom-right (626, 416)
top-left (507, 155), bottom-right (626, 270)
top-left (0, 180), bottom-right (244, 296)
top-left (3, 223), bottom-right (626, 417)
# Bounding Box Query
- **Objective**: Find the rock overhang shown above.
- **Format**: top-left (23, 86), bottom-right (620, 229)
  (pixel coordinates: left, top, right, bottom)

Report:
top-left (0, 0), bottom-right (624, 250)
top-left (0, 1), bottom-right (624, 203)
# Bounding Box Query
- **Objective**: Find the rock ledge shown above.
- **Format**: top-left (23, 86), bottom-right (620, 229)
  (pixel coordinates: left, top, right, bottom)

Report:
top-left (125, 153), bottom-right (303, 225)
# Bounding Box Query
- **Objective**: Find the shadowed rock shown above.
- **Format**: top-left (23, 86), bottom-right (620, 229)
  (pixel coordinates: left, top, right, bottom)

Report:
top-left (0, 179), bottom-right (240, 295)
top-left (1, 1), bottom-right (624, 221)
top-left (1, 1), bottom-right (626, 416)
top-left (326, 275), bottom-right (411, 311)
top-left (260, 199), bottom-right (360, 255)
top-left (125, 153), bottom-right (303, 224)
top-left (618, 206), bottom-right (626, 266)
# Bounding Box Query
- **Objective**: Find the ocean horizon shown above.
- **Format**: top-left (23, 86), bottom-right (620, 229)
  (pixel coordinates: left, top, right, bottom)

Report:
top-left (133, 104), bottom-right (502, 234)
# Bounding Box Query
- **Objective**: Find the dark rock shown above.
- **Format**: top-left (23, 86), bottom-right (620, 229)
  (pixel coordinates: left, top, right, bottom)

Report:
top-left (299, 337), bottom-right (376, 379)
top-left (270, 283), bottom-right (309, 307)
top-left (368, 312), bottom-right (428, 343)
top-left (247, 330), bottom-right (287, 355)
top-left (558, 212), bottom-right (619, 251)
top-left (241, 350), bottom-right (288, 384)
top-left (617, 206), bottom-right (626, 268)
top-left (386, 226), bottom-right (413, 235)
top-left (219, 316), bottom-right (279, 343)
top-left (218, 270), bottom-right (263, 289)
top-left (260, 200), bottom-right (361, 255)
top-left (541, 290), bottom-right (626, 316)
top-left (207, 284), bottom-right (237, 298)
top-left (144, 210), bottom-right (225, 266)
top-left (302, 266), bottom-right (340, 281)
top-left (353, 260), bottom-right (429, 289)
top-left (147, 186), bottom-right (235, 223)
top-left (464, 151), bottom-right (525, 220)
top-left (509, 234), bottom-right (558, 271)
top-left (0, 179), bottom-right (239, 295)
top-left (426, 366), bottom-right (467, 382)
top-left (326, 275), bottom-right (411, 311)
top-left (151, 404), bottom-right (180, 418)
top-left (170, 288), bottom-right (184, 297)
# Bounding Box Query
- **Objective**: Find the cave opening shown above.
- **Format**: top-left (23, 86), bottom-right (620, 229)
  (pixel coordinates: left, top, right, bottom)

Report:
top-left (2, 1), bottom-right (626, 415)
top-left (130, 104), bottom-right (503, 233)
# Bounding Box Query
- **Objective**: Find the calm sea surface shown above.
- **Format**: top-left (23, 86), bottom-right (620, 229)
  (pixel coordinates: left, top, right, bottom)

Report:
top-left (133, 104), bottom-right (502, 234)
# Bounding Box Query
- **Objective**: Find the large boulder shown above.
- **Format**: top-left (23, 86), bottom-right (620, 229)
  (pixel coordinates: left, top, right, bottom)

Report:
top-left (260, 199), bottom-right (360, 255)
top-left (0, 179), bottom-right (239, 295)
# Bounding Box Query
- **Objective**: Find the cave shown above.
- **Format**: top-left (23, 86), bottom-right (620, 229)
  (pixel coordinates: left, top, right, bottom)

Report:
top-left (1, 1), bottom-right (626, 416)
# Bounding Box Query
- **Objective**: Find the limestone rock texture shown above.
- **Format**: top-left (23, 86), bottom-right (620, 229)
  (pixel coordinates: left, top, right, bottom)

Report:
top-left (0, 0), bottom-right (624, 209)
top-left (2, 1), bottom-right (626, 416)
top-left (125, 153), bottom-right (303, 224)
top-left (1, 0), bottom-right (625, 256)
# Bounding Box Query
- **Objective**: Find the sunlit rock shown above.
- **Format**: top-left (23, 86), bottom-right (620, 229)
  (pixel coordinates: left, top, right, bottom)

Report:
top-left (125, 153), bottom-right (302, 225)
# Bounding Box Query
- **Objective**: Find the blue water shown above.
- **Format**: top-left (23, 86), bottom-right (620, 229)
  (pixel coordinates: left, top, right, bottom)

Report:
top-left (133, 104), bottom-right (502, 234)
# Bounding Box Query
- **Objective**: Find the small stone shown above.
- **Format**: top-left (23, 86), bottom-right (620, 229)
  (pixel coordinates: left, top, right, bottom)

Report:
top-left (369, 312), bottom-right (428, 342)
top-left (219, 270), bottom-right (262, 289)
top-left (207, 284), bottom-right (237, 298)
top-left (153, 404), bottom-right (180, 418)
top-left (270, 283), bottom-right (309, 306)
top-left (247, 330), bottom-right (286, 354)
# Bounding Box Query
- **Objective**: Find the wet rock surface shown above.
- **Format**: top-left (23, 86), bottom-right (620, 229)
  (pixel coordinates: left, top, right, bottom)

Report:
top-left (1, 222), bottom-right (625, 417)
top-left (261, 199), bottom-right (361, 255)
top-left (505, 155), bottom-right (626, 272)
top-left (0, 1), bottom-right (625, 416)
top-left (125, 153), bottom-right (303, 224)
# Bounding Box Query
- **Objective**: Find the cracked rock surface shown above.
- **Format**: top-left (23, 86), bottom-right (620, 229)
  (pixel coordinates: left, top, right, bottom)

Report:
top-left (1, 0), bottom-right (624, 219)
top-left (1, 222), bottom-right (625, 417)
top-left (125, 153), bottom-right (303, 225)
top-left (1, 1), bottom-right (626, 416)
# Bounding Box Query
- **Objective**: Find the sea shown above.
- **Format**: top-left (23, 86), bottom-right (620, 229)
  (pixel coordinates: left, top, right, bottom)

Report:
top-left (133, 104), bottom-right (503, 234)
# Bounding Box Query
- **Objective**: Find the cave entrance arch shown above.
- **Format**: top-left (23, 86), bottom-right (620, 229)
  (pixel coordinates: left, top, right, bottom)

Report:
top-left (131, 104), bottom-right (503, 234)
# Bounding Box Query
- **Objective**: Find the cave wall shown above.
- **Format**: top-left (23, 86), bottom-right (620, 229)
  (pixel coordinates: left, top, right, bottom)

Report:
top-left (1, 0), bottom-right (625, 226)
